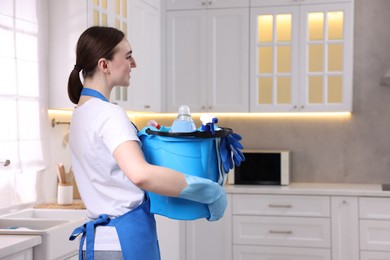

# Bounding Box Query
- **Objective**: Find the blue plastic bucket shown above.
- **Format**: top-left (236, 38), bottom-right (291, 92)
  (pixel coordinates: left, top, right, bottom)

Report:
top-left (138, 127), bottom-right (231, 220)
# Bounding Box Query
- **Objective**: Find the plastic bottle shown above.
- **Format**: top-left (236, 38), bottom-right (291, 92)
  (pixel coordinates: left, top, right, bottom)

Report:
top-left (171, 105), bottom-right (196, 133)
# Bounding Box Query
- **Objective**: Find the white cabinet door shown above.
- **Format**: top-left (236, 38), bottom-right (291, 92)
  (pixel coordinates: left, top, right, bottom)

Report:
top-left (166, 0), bottom-right (249, 10)
top-left (361, 251), bottom-right (390, 260)
top-left (360, 220), bottom-right (390, 251)
top-left (207, 8), bottom-right (249, 112)
top-left (233, 216), bottom-right (331, 248)
top-left (48, 0), bottom-right (88, 110)
top-left (360, 197), bottom-right (390, 220)
top-left (166, 8), bottom-right (249, 112)
top-left (126, 0), bottom-right (162, 112)
top-left (234, 245), bottom-right (331, 260)
top-left (331, 196), bottom-right (359, 260)
top-left (233, 194), bottom-right (330, 217)
top-left (185, 194), bottom-right (232, 260)
top-left (2, 248), bottom-right (33, 260)
top-left (166, 10), bottom-right (208, 112)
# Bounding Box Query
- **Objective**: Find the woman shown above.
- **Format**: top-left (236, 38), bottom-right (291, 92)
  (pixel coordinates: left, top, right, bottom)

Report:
top-left (67, 26), bottom-right (227, 260)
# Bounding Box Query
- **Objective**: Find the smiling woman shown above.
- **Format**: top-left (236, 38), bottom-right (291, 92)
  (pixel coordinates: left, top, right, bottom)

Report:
top-left (0, 0), bottom-right (49, 209)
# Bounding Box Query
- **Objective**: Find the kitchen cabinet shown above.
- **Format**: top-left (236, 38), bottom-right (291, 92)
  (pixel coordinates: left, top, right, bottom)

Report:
top-left (250, 0), bottom-right (354, 112)
top-left (232, 194), bottom-right (331, 259)
top-left (359, 197), bottom-right (390, 260)
top-left (48, 0), bottom-right (161, 111)
top-left (0, 235), bottom-right (41, 260)
top-left (48, 0), bottom-right (88, 110)
top-left (159, 184), bottom-right (390, 260)
top-left (185, 194), bottom-right (232, 260)
top-left (331, 196), bottom-right (359, 260)
top-left (126, 0), bottom-right (162, 112)
top-left (165, 1), bottom-right (249, 113)
top-left (166, 0), bottom-right (249, 10)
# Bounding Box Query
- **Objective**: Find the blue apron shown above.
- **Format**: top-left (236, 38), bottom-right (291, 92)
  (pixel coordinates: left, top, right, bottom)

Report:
top-left (70, 89), bottom-right (160, 259)
top-left (69, 194), bottom-right (160, 260)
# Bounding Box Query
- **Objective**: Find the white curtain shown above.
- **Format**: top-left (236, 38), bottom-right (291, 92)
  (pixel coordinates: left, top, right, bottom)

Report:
top-left (0, 0), bottom-right (49, 208)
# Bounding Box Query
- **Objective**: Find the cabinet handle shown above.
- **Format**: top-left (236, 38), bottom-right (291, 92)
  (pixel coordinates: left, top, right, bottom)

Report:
top-left (144, 105), bottom-right (151, 109)
top-left (209, 1), bottom-right (212, 4)
top-left (269, 230), bottom-right (293, 235)
top-left (202, 1), bottom-right (206, 5)
top-left (268, 204), bottom-right (292, 208)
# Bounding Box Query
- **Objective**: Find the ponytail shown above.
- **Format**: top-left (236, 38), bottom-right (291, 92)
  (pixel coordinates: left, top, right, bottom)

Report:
top-left (67, 67), bottom-right (83, 104)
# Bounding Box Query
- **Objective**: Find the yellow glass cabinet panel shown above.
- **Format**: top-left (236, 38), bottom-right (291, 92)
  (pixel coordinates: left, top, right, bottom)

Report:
top-left (250, 1), bottom-right (353, 112)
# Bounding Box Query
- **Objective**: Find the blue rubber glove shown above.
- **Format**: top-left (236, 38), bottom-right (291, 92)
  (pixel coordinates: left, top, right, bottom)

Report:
top-left (220, 133), bottom-right (245, 173)
top-left (179, 175), bottom-right (227, 221)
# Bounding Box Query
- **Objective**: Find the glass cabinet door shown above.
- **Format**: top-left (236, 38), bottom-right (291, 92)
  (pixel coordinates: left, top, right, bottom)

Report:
top-left (300, 3), bottom-right (353, 112)
top-left (250, 7), bottom-right (299, 112)
top-left (250, 1), bottom-right (353, 113)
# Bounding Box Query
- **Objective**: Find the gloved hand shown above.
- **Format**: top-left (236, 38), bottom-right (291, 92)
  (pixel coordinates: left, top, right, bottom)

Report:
top-left (179, 175), bottom-right (227, 221)
top-left (220, 133), bottom-right (245, 173)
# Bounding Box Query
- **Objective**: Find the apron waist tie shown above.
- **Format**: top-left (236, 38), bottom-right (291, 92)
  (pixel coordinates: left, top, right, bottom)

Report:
top-left (69, 214), bottom-right (111, 260)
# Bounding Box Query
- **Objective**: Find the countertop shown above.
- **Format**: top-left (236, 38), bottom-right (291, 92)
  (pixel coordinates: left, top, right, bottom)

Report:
top-left (225, 182), bottom-right (390, 197)
top-left (0, 235), bottom-right (41, 258)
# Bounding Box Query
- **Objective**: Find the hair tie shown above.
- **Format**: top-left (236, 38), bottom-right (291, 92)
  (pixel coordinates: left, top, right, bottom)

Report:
top-left (74, 64), bottom-right (82, 72)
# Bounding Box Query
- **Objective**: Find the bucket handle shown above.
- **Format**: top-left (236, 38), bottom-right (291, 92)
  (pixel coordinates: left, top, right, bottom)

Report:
top-left (145, 127), bottom-right (232, 138)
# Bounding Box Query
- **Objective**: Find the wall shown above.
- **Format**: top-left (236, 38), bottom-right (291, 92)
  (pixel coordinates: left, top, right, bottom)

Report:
top-left (47, 0), bottom-right (390, 203)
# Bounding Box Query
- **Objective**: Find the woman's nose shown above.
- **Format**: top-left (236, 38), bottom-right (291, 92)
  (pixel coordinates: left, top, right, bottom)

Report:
top-left (131, 57), bottom-right (137, 68)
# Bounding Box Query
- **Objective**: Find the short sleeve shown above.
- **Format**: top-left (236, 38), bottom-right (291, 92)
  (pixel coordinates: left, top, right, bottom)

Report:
top-left (99, 106), bottom-right (139, 154)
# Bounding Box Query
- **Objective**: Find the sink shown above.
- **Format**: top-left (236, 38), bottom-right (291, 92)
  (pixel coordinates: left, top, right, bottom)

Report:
top-left (1, 208), bottom-right (85, 220)
top-left (0, 209), bottom-right (86, 260)
top-left (0, 219), bottom-right (68, 233)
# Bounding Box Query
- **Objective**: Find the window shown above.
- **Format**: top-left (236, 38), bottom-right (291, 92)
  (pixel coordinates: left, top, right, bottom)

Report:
top-left (0, 0), bottom-right (48, 208)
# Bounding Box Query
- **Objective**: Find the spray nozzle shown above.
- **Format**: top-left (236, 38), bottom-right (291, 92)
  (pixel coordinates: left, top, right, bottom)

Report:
top-left (200, 114), bottom-right (219, 134)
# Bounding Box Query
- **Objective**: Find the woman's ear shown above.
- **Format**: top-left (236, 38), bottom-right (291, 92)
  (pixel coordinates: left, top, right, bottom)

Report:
top-left (97, 58), bottom-right (110, 74)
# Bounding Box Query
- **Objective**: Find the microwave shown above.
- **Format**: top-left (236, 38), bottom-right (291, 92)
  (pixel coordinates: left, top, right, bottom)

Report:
top-left (227, 150), bottom-right (290, 186)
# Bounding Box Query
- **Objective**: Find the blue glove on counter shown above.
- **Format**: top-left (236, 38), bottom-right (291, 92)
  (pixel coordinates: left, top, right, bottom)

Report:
top-left (220, 133), bottom-right (245, 173)
top-left (179, 175), bottom-right (227, 221)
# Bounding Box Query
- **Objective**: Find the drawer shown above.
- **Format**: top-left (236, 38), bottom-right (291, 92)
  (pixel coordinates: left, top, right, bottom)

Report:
top-left (360, 220), bottom-right (390, 251)
top-left (233, 216), bottom-right (331, 248)
top-left (232, 194), bottom-right (330, 217)
top-left (233, 245), bottom-right (331, 260)
top-left (360, 197), bottom-right (390, 220)
top-left (361, 251), bottom-right (390, 260)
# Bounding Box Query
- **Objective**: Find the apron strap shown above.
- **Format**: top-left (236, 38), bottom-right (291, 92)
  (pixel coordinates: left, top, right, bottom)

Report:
top-left (69, 214), bottom-right (111, 260)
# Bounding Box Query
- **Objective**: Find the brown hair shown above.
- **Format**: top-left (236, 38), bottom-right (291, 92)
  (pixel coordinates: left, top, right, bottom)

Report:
top-left (67, 26), bottom-right (125, 104)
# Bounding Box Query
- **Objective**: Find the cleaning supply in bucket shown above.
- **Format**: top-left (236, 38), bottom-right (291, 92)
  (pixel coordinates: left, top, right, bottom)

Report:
top-left (138, 127), bottom-right (233, 220)
top-left (200, 114), bottom-right (220, 134)
top-left (170, 105), bottom-right (196, 133)
top-left (138, 109), bottom-right (245, 220)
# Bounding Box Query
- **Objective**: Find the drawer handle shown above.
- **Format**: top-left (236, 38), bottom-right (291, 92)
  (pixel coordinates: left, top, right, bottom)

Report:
top-left (268, 204), bottom-right (292, 208)
top-left (269, 230), bottom-right (293, 235)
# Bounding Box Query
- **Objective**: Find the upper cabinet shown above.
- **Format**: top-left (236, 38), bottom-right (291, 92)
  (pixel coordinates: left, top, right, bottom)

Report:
top-left (250, 0), bottom-right (354, 112)
top-left (166, 0), bottom-right (249, 10)
top-left (165, 0), bottom-right (250, 113)
top-left (48, 0), bottom-right (161, 111)
top-left (48, 0), bottom-right (88, 110)
top-left (126, 0), bottom-right (162, 112)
